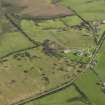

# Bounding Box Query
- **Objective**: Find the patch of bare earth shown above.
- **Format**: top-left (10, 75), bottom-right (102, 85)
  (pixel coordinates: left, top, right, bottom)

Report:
top-left (15, 0), bottom-right (73, 19)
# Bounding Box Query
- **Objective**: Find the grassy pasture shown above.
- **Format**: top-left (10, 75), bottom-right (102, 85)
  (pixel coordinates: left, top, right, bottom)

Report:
top-left (61, 0), bottom-right (105, 21)
top-left (0, 7), bottom-right (96, 105)
top-left (21, 20), bottom-right (95, 49)
top-left (21, 0), bottom-right (105, 105)
top-left (75, 70), bottom-right (105, 105)
top-left (23, 85), bottom-right (87, 105)
top-left (0, 20), bottom-right (95, 105)
top-left (0, 46), bottom-right (83, 105)
top-left (94, 42), bottom-right (105, 80)
top-left (0, 0), bottom-right (105, 105)
top-left (0, 32), bottom-right (34, 58)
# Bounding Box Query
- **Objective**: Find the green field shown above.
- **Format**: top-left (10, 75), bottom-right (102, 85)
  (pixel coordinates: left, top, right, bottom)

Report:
top-left (61, 0), bottom-right (105, 21)
top-left (20, 19), bottom-right (95, 49)
top-left (0, 0), bottom-right (105, 105)
top-left (24, 85), bottom-right (87, 105)
top-left (75, 70), bottom-right (105, 105)
top-left (21, 0), bottom-right (105, 105)
top-left (94, 42), bottom-right (105, 80)
top-left (0, 32), bottom-right (34, 57)
top-left (0, 46), bottom-right (85, 105)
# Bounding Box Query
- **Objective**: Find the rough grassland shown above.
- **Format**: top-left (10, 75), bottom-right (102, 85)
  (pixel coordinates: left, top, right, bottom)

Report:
top-left (24, 86), bottom-right (87, 105)
top-left (22, 0), bottom-right (105, 105)
top-left (0, 32), bottom-right (34, 57)
top-left (0, 0), bottom-right (105, 105)
top-left (0, 46), bottom-right (83, 105)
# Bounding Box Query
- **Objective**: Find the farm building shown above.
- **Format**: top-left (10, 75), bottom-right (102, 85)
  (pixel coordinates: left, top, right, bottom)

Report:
top-left (42, 39), bottom-right (63, 55)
